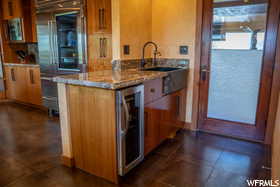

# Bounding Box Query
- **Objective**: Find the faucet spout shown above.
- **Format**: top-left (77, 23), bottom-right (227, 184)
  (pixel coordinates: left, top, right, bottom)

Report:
top-left (141, 41), bottom-right (160, 69)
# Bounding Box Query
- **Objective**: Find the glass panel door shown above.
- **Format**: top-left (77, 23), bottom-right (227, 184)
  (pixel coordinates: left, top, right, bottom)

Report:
top-left (207, 0), bottom-right (268, 125)
top-left (55, 12), bottom-right (79, 70)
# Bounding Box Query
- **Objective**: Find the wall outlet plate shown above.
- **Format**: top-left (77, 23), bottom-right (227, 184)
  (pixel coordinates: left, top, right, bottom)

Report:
top-left (180, 46), bottom-right (188, 55)
top-left (124, 45), bottom-right (130, 55)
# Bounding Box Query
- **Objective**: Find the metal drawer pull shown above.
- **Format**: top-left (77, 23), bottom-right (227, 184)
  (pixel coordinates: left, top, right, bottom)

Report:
top-left (176, 95), bottom-right (180, 117)
top-left (11, 68), bottom-right (15, 81)
top-left (29, 69), bottom-right (35, 84)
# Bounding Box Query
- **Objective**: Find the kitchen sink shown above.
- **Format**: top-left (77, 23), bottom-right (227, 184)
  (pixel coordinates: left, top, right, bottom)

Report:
top-left (142, 67), bottom-right (181, 72)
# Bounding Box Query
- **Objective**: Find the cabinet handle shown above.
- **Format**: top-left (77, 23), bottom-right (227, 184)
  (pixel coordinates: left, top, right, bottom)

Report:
top-left (8, 1), bottom-right (13, 17)
top-left (144, 111), bottom-right (148, 136)
top-left (99, 38), bottom-right (103, 58)
top-left (29, 69), bottom-right (35, 84)
top-left (11, 68), bottom-right (15, 82)
top-left (98, 8), bottom-right (102, 29)
top-left (101, 8), bottom-right (106, 29)
top-left (150, 88), bottom-right (155, 93)
top-left (3, 21), bottom-right (9, 40)
top-left (103, 38), bottom-right (107, 57)
top-left (176, 95), bottom-right (180, 117)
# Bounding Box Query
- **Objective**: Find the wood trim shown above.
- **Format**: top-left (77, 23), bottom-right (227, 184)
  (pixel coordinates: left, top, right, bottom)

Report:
top-left (61, 155), bottom-right (75, 168)
top-left (191, 0), bottom-right (203, 130)
top-left (265, 16), bottom-right (280, 144)
top-left (272, 94), bottom-right (280, 180)
top-left (255, 0), bottom-right (280, 140)
top-left (57, 83), bottom-right (73, 159)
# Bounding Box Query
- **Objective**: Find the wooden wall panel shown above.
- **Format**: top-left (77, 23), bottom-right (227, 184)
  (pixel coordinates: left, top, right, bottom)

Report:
top-left (68, 85), bottom-right (118, 183)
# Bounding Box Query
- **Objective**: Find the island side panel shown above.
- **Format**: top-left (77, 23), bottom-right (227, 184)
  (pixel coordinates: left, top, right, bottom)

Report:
top-left (67, 85), bottom-right (118, 184)
top-left (57, 83), bottom-right (74, 167)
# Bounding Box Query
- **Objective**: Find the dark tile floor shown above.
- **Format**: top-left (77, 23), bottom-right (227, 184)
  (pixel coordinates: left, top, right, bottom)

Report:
top-left (0, 102), bottom-right (271, 187)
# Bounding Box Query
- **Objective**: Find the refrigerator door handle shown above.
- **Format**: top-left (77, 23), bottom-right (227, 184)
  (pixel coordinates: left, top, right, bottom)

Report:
top-left (52, 20), bottom-right (58, 65)
top-left (48, 20), bottom-right (53, 64)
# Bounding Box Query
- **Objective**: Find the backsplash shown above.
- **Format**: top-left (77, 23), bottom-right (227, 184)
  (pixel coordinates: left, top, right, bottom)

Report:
top-left (112, 58), bottom-right (189, 71)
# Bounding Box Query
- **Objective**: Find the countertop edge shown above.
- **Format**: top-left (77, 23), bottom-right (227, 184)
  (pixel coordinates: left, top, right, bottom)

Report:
top-left (3, 63), bottom-right (40, 68)
top-left (53, 73), bottom-right (168, 90)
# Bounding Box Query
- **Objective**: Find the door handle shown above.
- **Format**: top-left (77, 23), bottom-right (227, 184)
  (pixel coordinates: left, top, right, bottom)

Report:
top-left (122, 96), bottom-right (130, 134)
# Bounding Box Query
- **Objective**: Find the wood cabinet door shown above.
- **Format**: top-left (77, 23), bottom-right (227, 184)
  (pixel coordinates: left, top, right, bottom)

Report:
top-left (144, 101), bottom-right (161, 155)
top-left (15, 66), bottom-right (28, 103)
top-left (87, 0), bottom-right (112, 34)
top-left (171, 89), bottom-right (187, 127)
top-left (87, 33), bottom-right (112, 71)
top-left (2, 0), bottom-right (23, 20)
top-left (26, 67), bottom-right (42, 105)
top-left (4, 66), bottom-right (17, 99)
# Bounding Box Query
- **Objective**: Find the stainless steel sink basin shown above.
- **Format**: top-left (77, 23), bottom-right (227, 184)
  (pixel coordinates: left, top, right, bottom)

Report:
top-left (142, 67), bottom-right (181, 72)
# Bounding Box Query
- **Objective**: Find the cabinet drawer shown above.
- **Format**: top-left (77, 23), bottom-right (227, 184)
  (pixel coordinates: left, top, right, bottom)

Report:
top-left (144, 78), bottom-right (163, 105)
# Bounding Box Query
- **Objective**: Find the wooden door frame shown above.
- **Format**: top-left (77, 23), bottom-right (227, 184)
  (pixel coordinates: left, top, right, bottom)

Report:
top-left (192, 0), bottom-right (280, 142)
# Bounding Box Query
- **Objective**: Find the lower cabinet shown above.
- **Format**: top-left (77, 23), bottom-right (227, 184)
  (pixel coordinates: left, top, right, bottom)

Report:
top-left (4, 65), bottom-right (42, 106)
top-left (144, 88), bottom-right (187, 155)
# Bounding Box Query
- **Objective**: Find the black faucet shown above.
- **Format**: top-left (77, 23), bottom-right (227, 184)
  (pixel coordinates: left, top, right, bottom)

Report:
top-left (141, 41), bottom-right (161, 69)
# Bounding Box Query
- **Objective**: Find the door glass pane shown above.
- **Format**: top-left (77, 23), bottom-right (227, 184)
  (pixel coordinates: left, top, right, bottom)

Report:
top-left (56, 13), bottom-right (79, 70)
top-left (207, 0), bottom-right (268, 125)
top-left (125, 93), bottom-right (140, 165)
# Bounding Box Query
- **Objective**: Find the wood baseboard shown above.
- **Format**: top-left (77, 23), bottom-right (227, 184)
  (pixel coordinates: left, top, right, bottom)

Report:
top-left (61, 155), bottom-right (75, 168)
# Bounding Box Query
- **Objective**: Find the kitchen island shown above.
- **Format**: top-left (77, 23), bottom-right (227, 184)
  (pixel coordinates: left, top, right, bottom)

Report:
top-left (54, 67), bottom-right (188, 184)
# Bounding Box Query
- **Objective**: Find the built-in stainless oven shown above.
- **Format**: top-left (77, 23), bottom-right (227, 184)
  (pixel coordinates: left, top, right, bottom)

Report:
top-left (116, 85), bottom-right (144, 176)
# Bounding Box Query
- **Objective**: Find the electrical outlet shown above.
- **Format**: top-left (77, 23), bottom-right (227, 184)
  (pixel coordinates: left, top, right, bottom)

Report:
top-left (124, 45), bottom-right (130, 55)
top-left (180, 46), bottom-right (188, 55)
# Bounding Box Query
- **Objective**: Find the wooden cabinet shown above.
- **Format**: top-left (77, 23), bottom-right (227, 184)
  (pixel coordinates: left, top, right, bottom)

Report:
top-left (144, 80), bottom-right (187, 155)
top-left (2, 0), bottom-right (23, 20)
top-left (4, 66), bottom-right (17, 99)
top-left (171, 89), bottom-right (187, 127)
top-left (144, 99), bottom-right (161, 155)
top-left (4, 65), bottom-right (42, 105)
top-left (26, 67), bottom-right (42, 105)
top-left (1, 0), bottom-right (36, 43)
top-left (87, 0), bottom-right (112, 34)
top-left (86, 0), bottom-right (112, 71)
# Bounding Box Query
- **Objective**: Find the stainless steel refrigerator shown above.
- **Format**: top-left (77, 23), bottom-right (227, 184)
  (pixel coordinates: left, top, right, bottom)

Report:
top-left (36, 0), bottom-right (87, 114)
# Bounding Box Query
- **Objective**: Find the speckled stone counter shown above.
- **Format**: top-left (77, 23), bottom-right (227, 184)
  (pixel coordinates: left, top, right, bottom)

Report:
top-left (53, 68), bottom-right (168, 90)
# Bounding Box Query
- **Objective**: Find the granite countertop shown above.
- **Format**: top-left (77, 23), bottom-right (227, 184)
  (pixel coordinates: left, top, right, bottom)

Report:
top-left (4, 63), bottom-right (40, 68)
top-left (53, 68), bottom-right (169, 90)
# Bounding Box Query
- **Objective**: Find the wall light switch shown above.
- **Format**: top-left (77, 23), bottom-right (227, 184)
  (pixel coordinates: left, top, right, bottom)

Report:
top-left (124, 45), bottom-right (130, 55)
top-left (180, 46), bottom-right (188, 55)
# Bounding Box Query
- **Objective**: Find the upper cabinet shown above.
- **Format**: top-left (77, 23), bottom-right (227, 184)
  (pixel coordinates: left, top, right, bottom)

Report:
top-left (87, 0), bottom-right (112, 34)
top-left (2, 0), bottom-right (23, 20)
top-left (1, 0), bottom-right (37, 43)
top-left (86, 0), bottom-right (112, 71)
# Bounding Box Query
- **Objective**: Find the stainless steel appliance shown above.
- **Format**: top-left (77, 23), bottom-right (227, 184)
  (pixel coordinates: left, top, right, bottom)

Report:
top-left (116, 85), bottom-right (144, 176)
top-left (7, 18), bottom-right (24, 42)
top-left (36, 0), bottom-right (87, 113)
top-left (162, 68), bottom-right (188, 95)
